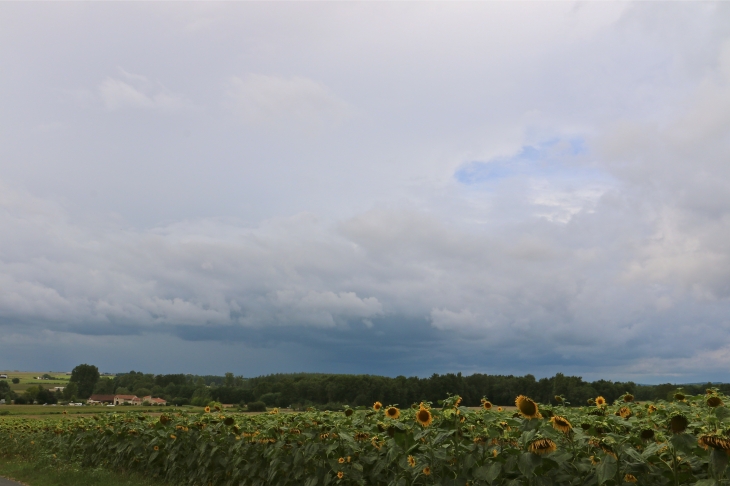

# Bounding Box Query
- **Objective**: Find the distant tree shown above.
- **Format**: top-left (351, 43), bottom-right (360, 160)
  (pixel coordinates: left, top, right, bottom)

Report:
top-left (11, 378), bottom-right (19, 384)
top-left (0, 380), bottom-right (14, 400)
top-left (63, 382), bottom-right (79, 401)
top-left (134, 388), bottom-right (152, 398)
top-left (224, 372), bottom-right (235, 387)
top-left (93, 378), bottom-right (115, 395)
top-left (69, 364), bottom-right (100, 399)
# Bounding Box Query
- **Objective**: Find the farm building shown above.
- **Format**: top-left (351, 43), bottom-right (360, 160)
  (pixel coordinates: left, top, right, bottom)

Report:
top-left (87, 394), bottom-right (115, 404)
top-left (113, 395), bottom-right (142, 406)
top-left (142, 396), bottom-right (167, 405)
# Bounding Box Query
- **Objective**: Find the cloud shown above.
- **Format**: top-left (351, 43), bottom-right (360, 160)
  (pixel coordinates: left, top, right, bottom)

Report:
top-left (97, 68), bottom-right (190, 112)
top-left (225, 74), bottom-right (352, 128)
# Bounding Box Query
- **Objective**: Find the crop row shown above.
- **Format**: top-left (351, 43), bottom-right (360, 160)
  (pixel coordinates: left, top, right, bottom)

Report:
top-left (2, 393), bottom-right (730, 485)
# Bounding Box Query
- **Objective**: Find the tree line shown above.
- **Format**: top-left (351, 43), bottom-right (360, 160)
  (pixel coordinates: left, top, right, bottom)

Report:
top-left (2, 365), bottom-right (727, 408)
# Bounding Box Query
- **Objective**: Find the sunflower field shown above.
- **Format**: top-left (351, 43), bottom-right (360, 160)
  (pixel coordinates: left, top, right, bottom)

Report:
top-left (3, 392), bottom-right (730, 485)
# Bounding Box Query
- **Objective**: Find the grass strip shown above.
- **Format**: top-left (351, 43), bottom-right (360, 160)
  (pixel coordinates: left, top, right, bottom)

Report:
top-left (0, 455), bottom-right (166, 486)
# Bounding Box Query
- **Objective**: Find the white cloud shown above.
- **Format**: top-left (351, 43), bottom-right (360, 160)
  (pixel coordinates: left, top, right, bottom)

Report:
top-left (97, 69), bottom-right (190, 112)
top-left (225, 74), bottom-right (352, 128)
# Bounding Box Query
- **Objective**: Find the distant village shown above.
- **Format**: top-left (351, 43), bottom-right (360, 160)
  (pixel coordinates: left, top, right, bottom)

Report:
top-left (88, 394), bottom-right (167, 406)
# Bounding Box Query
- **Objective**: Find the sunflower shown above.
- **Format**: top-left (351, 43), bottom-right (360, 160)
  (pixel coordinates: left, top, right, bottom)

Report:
top-left (338, 457), bottom-right (345, 464)
top-left (385, 406), bottom-right (400, 419)
top-left (516, 395), bottom-right (540, 419)
top-left (624, 474), bottom-right (638, 483)
top-left (407, 455), bottom-right (416, 467)
top-left (422, 466), bottom-right (431, 476)
top-left (550, 415), bottom-right (572, 434)
top-left (224, 417), bottom-right (235, 426)
top-left (153, 445), bottom-right (159, 451)
top-left (623, 393), bottom-right (635, 403)
top-left (554, 395), bottom-right (563, 404)
top-left (595, 396), bottom-right (606, 407)
top-left (270, 408), bottom-right (279, 414)
top-left (337, 471), bottom-right (344, 479)
top-left (170, 434), bottom-right (176, 440)
top-left (345, 408), bottom-right (354, 417)
top-left (618, 407), bottom-right (632, 419)
top-left (373, 401), bottom-right (382, 411)
top-left (159, 415), bottom-right (170, 425)
top-left (648, 404), bottom-right (657, 414)
top-left (707, 396), bottom-right (724, 408)
top-left (497, 407), bottom-right (504, 412)
top-left (528, 438), bottom-right (557, 455)
top-left (640, 429), bottom-right (655, 440)
top-left (670, 414), bottom-right (688, 434)
top-left (674, 392), bottom-right (686, 401)
top-left (698, 434), bottom-right (730, 451)
top-left (416, 408), bottom-right (433, 427)
top-left (204, 406), bottom-right (211, 413)
top-left (482, 400), bottom-right (493, 410)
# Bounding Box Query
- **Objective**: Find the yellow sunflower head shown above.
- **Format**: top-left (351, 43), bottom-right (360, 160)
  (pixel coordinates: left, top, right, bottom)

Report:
top-left (497, 406), bottom-right (503, 412)
top-left (204, 406), bottom-right (211, 413)
top-left (623, 393), bottom-right (635, 403)
top-left (407, 455), bottom-right (416, 467)
top-left (550, 415), bottom-right (572, 434)
top-left (595, 396), bottom-right (606, 407)
top-left (422, 466), bottom-right (431, 476)
top-left (416, 408), bottom-right (433, 427)
top-left (698, 434), bottom-right (730, 451)
top-left (528, 438), bottom-right (557, 455)
top-left (554, 395), bottom-right (563, 404)
top-left (515, 395), bottom-right (539, 419)
top-left (386, 406), bottom-right (400, 419)
top-left (373, 401), bottom-right (382, 411)
top-left (624, 474), bottom-right (638, 483)
top-left (153, 445), bottom-right (159, 451)
top-left (618, 406), bottom-right (632, 419)
top-left (482, 400), bottom-right (493, 410)
top-left (337, 471), bottom-right (344, 479)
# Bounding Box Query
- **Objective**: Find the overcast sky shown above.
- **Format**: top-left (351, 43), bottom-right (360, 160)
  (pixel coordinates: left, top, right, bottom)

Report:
top-left (1, 2), bottom-right (730, 383)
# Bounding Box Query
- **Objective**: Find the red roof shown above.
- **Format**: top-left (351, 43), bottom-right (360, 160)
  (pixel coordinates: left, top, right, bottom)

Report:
top-left (114, 395), bottom-right (139, 400)
top-left (88, 395), bottom-right (115, 402)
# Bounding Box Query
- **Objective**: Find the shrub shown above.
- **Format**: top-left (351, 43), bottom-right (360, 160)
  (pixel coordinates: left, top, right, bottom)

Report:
top-left (258, 392), bottom-right (281, 406)
top-left (11, 378), bottom-right (19, 384)
top-left (246, 401), bottom-right (267, 412)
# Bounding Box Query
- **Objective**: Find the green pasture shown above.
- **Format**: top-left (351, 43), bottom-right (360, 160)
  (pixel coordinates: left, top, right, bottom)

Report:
top-left (0, 404), bottom-right (206, 416)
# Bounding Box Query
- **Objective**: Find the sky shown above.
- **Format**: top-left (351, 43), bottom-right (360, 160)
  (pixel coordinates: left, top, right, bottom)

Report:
top-left (1, 2), bottom-right (730, 383)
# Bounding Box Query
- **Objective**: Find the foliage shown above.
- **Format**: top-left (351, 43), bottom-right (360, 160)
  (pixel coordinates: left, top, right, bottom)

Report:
top-left (69, 364), bottom-right (100, 399)
top-left (3, 392), bottom-right (730, 485)
top-left (0, 380), bottom-right (15, 400)
top-left (246, 401), bottom-right (267, 412)
top-left (0, 455), bottom-right (167, 486)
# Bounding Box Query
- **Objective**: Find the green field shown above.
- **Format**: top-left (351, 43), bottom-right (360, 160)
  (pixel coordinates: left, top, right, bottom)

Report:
top-left (1, 371), bottom-right (72, 393)
top-left (2, 392), bottom-right (730, 485)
